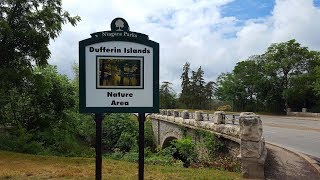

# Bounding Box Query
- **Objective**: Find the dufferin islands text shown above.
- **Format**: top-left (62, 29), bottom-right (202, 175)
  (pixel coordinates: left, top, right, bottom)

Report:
top-left (89, 47), bottom-right (150, 54)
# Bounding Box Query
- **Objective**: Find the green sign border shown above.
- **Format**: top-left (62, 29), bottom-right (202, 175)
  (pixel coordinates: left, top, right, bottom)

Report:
top-left (79, 30), bottom-right (159, 113)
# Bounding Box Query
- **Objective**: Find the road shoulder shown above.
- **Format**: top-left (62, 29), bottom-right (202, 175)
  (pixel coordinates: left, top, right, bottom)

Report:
top-left (265, 142), bottom-right (320, 180)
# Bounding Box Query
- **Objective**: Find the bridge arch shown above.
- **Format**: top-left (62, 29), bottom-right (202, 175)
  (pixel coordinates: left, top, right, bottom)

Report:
top-left (160, 131), bottom-right (182, 149)
top-left (162, 136), bottom-right (177, 149)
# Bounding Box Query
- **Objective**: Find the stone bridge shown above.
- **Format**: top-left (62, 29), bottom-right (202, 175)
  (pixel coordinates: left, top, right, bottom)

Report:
top-left (150, 110), bottom-right (267, 179)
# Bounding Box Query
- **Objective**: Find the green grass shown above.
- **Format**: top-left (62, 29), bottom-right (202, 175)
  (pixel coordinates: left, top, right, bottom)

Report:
top-left (0, 150), bottom-right (242, 179)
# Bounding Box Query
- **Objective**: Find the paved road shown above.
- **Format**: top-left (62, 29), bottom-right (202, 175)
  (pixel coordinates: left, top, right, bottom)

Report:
top-left (260, 115), bottom-right (320, 158)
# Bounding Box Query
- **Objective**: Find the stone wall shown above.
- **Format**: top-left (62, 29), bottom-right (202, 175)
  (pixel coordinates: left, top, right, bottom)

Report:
top-left (287, 108), bottom-right (320, 117)
top-left (150, 109), bottom-right (267, 179)
top-left (152, 110), bottom-right (240, 140)
top-left (287, 112), bottom-right (320, 117)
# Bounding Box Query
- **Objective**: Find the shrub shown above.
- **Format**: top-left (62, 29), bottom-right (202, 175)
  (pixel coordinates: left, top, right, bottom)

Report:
top-left (197, 130), bottom-right (225, 159)
top-left (144, 119), bottom-right (156, 150)
top-left (122, 151), bottom-right (139, 162)
top-left (116, 132), bottom-right (137, 152)
top-left (0, 128), bottom-right (44, 154)
top-left (217, 105), bottom-right (232, 111)
top-left (102, 114), bottom-right (138, 152)
top-left (171, 137), bottom-right (197, 167)
top-left (110, 149), bottom-right (124, 160)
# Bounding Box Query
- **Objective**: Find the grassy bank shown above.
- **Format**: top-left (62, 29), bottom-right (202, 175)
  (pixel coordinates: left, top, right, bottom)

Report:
top-left (0, 150), bottom-right (241, 179)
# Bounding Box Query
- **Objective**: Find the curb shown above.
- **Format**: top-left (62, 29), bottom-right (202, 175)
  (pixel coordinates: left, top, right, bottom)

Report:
top-left (266, 141), bottom-right (320, 175)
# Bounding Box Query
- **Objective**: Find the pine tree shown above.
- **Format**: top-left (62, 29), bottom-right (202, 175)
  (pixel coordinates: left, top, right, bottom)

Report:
top-left (180, 62), bottom-right (191, 107)
top-left (160, 81), bottom-right (176, 108)
top-left (204, 81), bottom-right (216, 109)
top-left (190, 66), bottom-right (205, 109)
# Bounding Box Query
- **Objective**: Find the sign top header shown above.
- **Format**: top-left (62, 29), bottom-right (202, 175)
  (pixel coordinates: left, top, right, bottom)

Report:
top-left (90, 17), bottom-right (149, 41)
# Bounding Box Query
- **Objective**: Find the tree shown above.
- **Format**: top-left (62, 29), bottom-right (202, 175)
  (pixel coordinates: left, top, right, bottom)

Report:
top-left (180, 62), bottom-right (191, 107)
top-left (190, 66), bottom-right (205, 109)
top-left (263, 39), bottom-right (311, 110)
top-left (0, 0), bottom-right (80, 120)
top-left (314, 66), bottom-right (320, 95)
top-left (204, 81), bottom-right (216, 110)
top-left (0, 0), bottom-right (80, 93)
top-left (216, 39), bottom-right (320, 113)
top-left (0, 1), bottom-right (85, 155)
top-left (160, 81), bottom-right (176, 109)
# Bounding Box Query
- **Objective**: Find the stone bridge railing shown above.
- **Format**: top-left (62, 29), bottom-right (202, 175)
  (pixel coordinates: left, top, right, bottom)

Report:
top-left (150, 109), bottom-right (267, 179)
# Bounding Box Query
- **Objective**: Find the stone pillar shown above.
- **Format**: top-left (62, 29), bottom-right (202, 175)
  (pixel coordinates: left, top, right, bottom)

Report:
top-left (286, 108), bottom-right (291, 115)
top-left (213, 111), bottom-right (225, 124)
top-left (181, 110), bottom-right (189, 119)
top-left (194, 111), bottom-right (203, 121)
top-left (163, 109), bottom-right (167, 115)
top-left (173, 110), bottom-right (180, 117)
top-left (238, 112), bottom-right (266, 179)
top-left (302, 108), bottom-right (307, 113)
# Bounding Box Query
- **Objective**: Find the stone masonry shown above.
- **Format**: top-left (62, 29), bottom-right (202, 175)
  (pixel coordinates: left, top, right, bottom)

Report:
top-left (150, 110), bottom-right (267, 180)
top-left (238, 112), bottom-right (267, 179)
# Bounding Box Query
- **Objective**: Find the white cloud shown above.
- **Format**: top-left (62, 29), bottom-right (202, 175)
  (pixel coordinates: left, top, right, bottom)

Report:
top-left (272, 0), bottom-right (320, 49)
top-left (49, 0), bottom-right (320, 93)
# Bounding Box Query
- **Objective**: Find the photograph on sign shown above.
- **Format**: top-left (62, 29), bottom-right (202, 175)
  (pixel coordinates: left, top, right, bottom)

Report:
top-left (96, 56), bottom-right (144, 89)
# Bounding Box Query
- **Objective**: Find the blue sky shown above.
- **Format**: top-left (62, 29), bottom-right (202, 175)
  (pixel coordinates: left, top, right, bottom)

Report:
top-left (221, 0), bottom-right (275, 20)
top-left (314, 0), bottom-right (320, 7)
top-left (50, 0), bottom-right (320, 92)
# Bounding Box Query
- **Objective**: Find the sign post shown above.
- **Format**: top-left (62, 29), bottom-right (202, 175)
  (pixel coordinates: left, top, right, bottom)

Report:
top-left (79, 17), bottom-right (159, 179)
top-left (138, 113), bottom-right (146, 180)
top-left (94, 113), bottom-right (104, 180)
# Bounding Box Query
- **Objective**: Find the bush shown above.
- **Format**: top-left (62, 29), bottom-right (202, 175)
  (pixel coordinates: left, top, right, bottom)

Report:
top-left (198, 130), bottom-right (225, 159)
top-left (110, 149), bottom-right (124, 160)
top-left (116, 132), bottom-right (137, 152)
top-left (171, 137), bottom-right (197, 167)
top-left (122, 151), bottom-right (139, 162)
top-left (103, 114), bottom-right (138, 152)
top-left (217, 105), bottom-right (232, 111)
top-left (144, 119), bottom-right (156, 150)
top-left (0, 128), bottom-right (44, 154)
top-left (145, 147), bottom-right (183, 166)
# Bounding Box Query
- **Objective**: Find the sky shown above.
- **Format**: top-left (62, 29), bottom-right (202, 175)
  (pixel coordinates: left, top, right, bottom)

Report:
top-left (49, 0), bottom-right (320, 93)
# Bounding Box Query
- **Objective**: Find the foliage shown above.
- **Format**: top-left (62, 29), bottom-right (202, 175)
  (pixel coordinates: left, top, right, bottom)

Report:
top-left (144, 119), bottom-right (156, 150)
top-left (0, 66), bottom-right (94, 156)
top-left (160, 81), bottom-right (177, 108)
top-left (0, 128), bottom-right (43, 154)
top-left (179, 63), bottom-right (217, 110)
top-left (189, 67), bottom-right (206, 109)
top-left (200, 131), bottom-right (225, 158)
top-left (313, 66), bottom-right (320, 95)
top-left (217, 105), bottom-right (232, 111)
top-left (145, 146), bottom-right (182, 166)
top-left (122, 151), bottom-right (139, 162)
top-left (180, 62), bottom-right (191, 107)
top-left (116, 132), bottom-right (137, 152)
top-left (216, 39), bottom-right (320, 112)
top-left (171, 137), bottom-right (197, 167)
top-left (102, 114), bottom-right (138, 152)
top-left (0, 0), bottom-right (80, 69)
top-left (0, 1), bottom-right (80, 118)
top-left (0, 0), bottom-right (87, 156)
